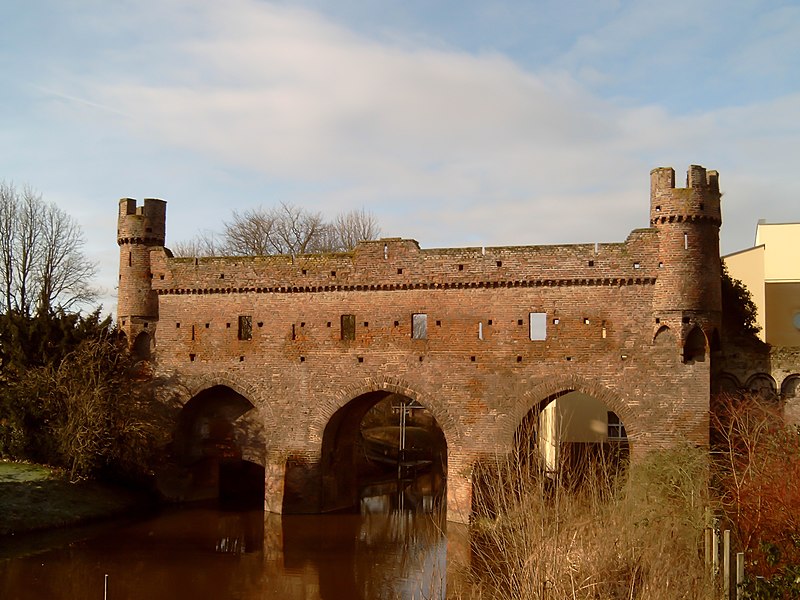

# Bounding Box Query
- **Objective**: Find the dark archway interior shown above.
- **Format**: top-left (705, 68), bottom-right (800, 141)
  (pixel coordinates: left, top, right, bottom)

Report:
top-left (305, 392), bottom-right (447, 515)
top-left (172, 385), bottom-right (264, 506)
top-left (683, 327), bottom-right (707, 364)
top-left (132, 331), bottom-right (152, 360)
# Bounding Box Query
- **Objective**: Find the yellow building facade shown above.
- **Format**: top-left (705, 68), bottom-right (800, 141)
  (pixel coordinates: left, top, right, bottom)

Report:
top-left (724, 221), bottom-right (800, 347)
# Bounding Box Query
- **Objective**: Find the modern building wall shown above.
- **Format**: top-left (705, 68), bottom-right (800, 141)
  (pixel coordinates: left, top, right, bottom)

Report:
top-left (724, 221), bottom-right (800, 346)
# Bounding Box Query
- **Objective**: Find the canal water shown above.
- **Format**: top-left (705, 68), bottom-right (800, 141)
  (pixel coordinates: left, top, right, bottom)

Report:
top-left (0, 485), bottom-right (465, 599)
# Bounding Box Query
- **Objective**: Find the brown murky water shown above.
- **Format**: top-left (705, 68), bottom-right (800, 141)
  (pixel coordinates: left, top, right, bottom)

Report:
top-left (0, 490), bottom-right (461, 599)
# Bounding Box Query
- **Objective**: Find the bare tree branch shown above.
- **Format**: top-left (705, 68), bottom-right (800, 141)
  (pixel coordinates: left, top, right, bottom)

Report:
top-left (0, 181), bottom-right (97, 316)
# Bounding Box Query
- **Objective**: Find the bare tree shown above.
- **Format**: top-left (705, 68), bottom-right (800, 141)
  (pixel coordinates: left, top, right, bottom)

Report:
top-left (0, 181), bottom-right (97, 316)
top-left (171, 230), bottom-right (224, 258)
top-left (328, 208), bottom-right (381, 251)
top-left (172, 202), bottom-right (380, 258)
top-left (222, 207), bottom-right (277, 256)
top-left (269, 202), bottom-right (328, 255)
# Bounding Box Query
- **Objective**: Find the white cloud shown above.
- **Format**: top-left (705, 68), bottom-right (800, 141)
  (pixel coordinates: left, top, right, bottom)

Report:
top-left (19, 0), bottom-right (800, 307)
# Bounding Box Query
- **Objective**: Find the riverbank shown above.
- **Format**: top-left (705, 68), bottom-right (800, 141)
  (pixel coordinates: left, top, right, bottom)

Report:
top-left (0, 461), bottom-right (152, 536)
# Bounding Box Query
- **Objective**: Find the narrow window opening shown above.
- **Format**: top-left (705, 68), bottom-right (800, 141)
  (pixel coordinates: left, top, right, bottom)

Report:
top-left (143, 322), bottom-right (148, 328)
top-left (419, 356), bottom-right (423, 362)
top-left (478, 322), bottom-right (484, 340)
top-left (191, 325), bottom-right (196, 341)
top-left (458, 264), bottom-right (463, 271)
top-left (238, 316), bottom-right (253, 340)
top-left (300, 322), bottom-right (305, 328)
top-left (552, 318), bottom-right (560, 325)
top-left (684, 233), bottom-right (689, 249)
top-left (588, 260), bottom-right (594, 267)
top-left (412, 314), bottom-right (428, 339)
top-left (189, 353), bottom-right (196, 362)
top-left (488, 319), bottom-right (493, 326)
top-left (257, 322), bottom-right (263, 328)
top-left (291, 324), bottom-right (296, 340)
top-left (516, 356), bottom-right (522, 363)
top-left (300, 356), bottom-right (305, 363)
top-left (159, 274), bottom-right (165, 280)
top-left (436, 320), bottom-right (441, 327)
top-left (331, 270), bottom-right (337, 277)
top-left (327, 322), bottom-right (331, 328)
top-left (128, 252), bottom-right (131, 267)
top-left (607, 412), bottom-right (627, 439)
top-left (239, 356), bottom-right (244, 362)
top-left (682, 316), bottom-right (690, 324)
top-left (341, 314), bottom-right (355, 341)
top-left (658, 262), bottom-right (664, 268)
top-left (583, 318), bottom-right (590, 325)
top-left (470, 356), bottom-right (476, 362)
top-left (302, 269), bottom-right (307, 275)
top-left (205, 323), bottom-right (210, 328)
top-left (602, 327), bottom-right (607, 339)
top-left (566, 356), bottom-right (573, 361)
top-left (655, 205), bottom-right (661, 212)
top-left (394, 320), bottom-right (399, 327)
top-left (220, 273), bottom-right (224, 279)
top-left (384, 243), bottom-right (388, 260)
top-left (633, 262), bottom-right (641, 269)
top-left (655, 318), bottom-right (660, 324)
top-left (529, 312), bottom-right (547, 340)
top-left (176, 322), bottom-right (181, 328)
top-left (226, 322), bottom-right (231, 329)
top-left (699, 203), bottom-right (705, 211)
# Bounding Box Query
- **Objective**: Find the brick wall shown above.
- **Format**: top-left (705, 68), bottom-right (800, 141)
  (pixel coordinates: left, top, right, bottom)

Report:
top-left (118, 166), bottom-right (723, 522)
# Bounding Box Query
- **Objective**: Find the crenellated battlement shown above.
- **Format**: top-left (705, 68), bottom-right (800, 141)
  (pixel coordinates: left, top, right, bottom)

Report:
top-left (117, 198), bottom-right (167, 246)
top-left (650, 165), bottom-right (721, 227)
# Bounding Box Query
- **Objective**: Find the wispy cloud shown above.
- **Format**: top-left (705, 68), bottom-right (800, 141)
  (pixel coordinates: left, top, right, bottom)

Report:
top-left (31, 85), bottom-right (131, 118)
top-left (22, 0), bottom-right (800, 262)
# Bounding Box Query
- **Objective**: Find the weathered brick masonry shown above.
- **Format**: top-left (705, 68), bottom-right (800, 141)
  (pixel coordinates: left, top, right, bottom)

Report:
top-left (117, 165), bottom-right (722, 523)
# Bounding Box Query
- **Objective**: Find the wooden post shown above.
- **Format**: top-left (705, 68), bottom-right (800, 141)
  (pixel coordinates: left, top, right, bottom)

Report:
top-left (712, 528), bottom-right (720, 576)
top-left (723, 530), bottom-right (731, 600)
top-left (736, 552), bottom-right (745, 600)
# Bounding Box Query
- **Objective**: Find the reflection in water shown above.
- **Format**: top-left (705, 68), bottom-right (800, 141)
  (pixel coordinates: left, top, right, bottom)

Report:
top-left (0, 489), bottom-right (448, 599)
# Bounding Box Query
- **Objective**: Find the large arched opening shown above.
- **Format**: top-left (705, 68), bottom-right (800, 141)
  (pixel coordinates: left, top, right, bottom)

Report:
top-left (172, 385), bottom-right (265, 506)
top-left (310, 391), bottom-right (447, 515)
top-left (511, 390), bottom-right (629, 488)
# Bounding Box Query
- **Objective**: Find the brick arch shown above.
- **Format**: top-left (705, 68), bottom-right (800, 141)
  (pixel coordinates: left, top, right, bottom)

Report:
top-left (745, 372), bottom-right (777, 396)
top-left (174, 373), bottom-right (273, 422)
top-left (307, 375), bottom-right (462, 450)
top-left (497, 374), bottom-right (636, 451)
top-left (782, 374), bottom-right (800, 398)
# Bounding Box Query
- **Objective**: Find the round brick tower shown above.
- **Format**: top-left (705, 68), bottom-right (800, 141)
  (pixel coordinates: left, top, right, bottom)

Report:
top-left (117, 198), bottom-right (166, 345)
top-left (650, 165), bottom-right (722, 350)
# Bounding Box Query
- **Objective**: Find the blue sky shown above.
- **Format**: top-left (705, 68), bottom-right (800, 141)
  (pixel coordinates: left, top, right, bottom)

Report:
top-left (2, 0), bottom-right (799, 313)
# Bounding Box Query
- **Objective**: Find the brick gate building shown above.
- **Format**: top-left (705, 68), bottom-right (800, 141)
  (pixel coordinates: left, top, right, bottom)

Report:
top-left (117, 165), bottom-right (722, 523)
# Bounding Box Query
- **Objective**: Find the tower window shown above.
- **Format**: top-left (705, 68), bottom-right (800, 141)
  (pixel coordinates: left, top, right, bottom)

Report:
top-left (341, 314), bottom-right (355, 341)
top-left (412, 314), bottom-right (427, 339)
top-left (238, 316), bottom-right (252, 340)
top-left (529, 312), bottom-right (547, 340)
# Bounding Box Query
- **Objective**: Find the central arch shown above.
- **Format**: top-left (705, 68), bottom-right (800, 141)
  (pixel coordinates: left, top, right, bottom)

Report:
top-left (316, 391), bottom-right (447, 514)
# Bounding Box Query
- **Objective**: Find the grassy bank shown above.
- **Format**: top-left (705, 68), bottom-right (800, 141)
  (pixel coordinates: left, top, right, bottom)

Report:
top-left (0, 461), bottom-right (151, 535)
